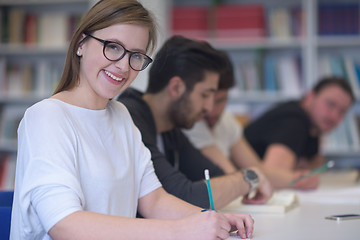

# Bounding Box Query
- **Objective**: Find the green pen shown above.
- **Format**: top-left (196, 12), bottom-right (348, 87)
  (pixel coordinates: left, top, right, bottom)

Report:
top-left (289, 160), bottom-right (335, 186)
top-left (204, 169), bottom-right (215, 210)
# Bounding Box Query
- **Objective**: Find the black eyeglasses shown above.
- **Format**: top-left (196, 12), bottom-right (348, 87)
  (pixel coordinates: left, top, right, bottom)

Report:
top-left (85, 34), bottom-right (153, 71)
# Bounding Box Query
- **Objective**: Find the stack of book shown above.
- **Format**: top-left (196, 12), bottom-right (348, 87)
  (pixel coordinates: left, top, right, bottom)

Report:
top-left (171, 4), bottom-right (266, 40)
top-left (0, 7), bottom-right (82, 46)
top-left (318, 3), bottom-right (359, 36)
top-left (171, 3), bottom-right (305, 40)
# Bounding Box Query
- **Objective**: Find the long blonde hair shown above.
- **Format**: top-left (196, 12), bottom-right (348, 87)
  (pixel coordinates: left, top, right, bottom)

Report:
top-left (54, 0), bottom-right (157, 94)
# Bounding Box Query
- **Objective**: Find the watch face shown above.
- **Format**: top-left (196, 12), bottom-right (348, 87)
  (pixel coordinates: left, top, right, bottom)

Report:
top-left (246, 170), bottom-right (258, 181)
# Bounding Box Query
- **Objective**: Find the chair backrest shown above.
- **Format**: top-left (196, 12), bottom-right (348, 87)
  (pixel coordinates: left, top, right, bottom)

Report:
top-left (0, 191), bottom-right (14, 240)
top-left (0, 191), bottom-right (14, 206)
top-left (0, 206), bottom-right (12, 240)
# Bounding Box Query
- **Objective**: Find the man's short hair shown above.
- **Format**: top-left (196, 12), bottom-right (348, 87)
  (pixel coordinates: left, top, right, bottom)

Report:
top-left (217, 50), bottom-right (235, 90)
top-left (146, 35), bottom-right (227, 93)
top-left (313, 76), bottom-right (355, 103)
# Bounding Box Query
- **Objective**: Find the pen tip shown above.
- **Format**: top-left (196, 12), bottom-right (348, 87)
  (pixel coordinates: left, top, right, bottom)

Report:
top-left (327, 160), bottom-right (335, 168)
top-left (204, 169), bottom-right (210, 179)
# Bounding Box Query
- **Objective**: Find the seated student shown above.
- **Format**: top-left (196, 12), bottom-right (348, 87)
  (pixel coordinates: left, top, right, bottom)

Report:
top-left (10, 1), bottom-right (254, 239)
top-left (183, 51), bottom-right (334, 189)
top-left (242, 76), bottom-right (354, 189)
top-left (118, 35), bottom-right (273, 210)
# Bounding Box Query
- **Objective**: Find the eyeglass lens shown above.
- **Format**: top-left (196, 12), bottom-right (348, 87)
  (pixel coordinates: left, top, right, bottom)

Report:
top-left (104, 42), bottom-right (150, 71)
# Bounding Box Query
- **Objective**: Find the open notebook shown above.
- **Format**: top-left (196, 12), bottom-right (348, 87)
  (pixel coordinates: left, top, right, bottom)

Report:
top-left (221, 192), bottom-right (299, 214)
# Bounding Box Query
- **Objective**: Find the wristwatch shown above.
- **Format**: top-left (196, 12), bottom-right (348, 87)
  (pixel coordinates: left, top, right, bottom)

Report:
top-left (241, 169), bottom-right (259, 199)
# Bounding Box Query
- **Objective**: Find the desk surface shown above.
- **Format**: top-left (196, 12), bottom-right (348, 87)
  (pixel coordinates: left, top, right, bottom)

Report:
top-left (226, 169), bottom-right (360, 240)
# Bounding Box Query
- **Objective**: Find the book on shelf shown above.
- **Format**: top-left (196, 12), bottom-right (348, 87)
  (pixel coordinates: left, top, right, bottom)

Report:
top-left (24, 13), bottom-right (38, 46)
top-left (343, 56), bottom-right (360, 99)
top-left (0, 59), bottom-right (62, 97)
top-left (263, 55), bottom-right (278, 92)
top-left (268, 7), bottom-right (291, 39)
top-left (329, 56), bottom-right (346, 77)
top-left (221, 191), bottom-right (299, 214)
top-left (38, 13), bottom-right (69, 48)
top-left (171, 4), bottom-right (267, 40)
top-left (8, 7), bottom-right (26, 44)
top-left (267, 5), bottom-right (304, 39)
top-left (238, 60), bottom-right (261, 93)
top-left (214, 4), bottom-right (266, 39)
top-left (235, 54), bottom-right (303, 97)
top-left (0, 154), bottom-right (16, 191)
top-left (1, 6), bottom-right (83, 46)
top-left (276, 55), bottom-right (302, 97)
top-left (318, 3), bottom-right (359, 36)
top-left (0, 58), bottom-right (5, 93)
top-left (171, 6), bottom-right (208, 40)
top-left (0, 7), bottom-right (9, 43)
top-left (291, 6), bottom-right (305, 37)
top-left (0, 105), bottom-right (28, 145)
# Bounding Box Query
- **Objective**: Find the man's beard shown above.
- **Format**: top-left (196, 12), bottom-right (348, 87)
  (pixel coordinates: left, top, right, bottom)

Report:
top-left (168, 93), bottom-right (197, 129)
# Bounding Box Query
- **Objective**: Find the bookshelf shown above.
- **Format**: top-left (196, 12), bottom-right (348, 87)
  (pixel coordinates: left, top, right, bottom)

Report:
top-left (0, 0), bottom-right (94, 190)
top-left (170, 0), bottom-right (360, 167)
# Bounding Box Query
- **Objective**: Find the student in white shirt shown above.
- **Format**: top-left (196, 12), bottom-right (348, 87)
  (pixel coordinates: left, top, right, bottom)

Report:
top-left (10, 1), bottom-right (254, 239)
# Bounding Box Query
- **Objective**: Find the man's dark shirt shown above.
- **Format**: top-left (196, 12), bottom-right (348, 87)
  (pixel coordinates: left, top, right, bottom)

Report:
top-left (244, 101), bottom-right (319, 162)
top-left (118, 88), bottom-right (224, 208)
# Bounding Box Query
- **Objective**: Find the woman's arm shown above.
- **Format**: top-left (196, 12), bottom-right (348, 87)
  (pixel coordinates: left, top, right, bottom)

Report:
top-left (49, 188), bottom-right (254, 240)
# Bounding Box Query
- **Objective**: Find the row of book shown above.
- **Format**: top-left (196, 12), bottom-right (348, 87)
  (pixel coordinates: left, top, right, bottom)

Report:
top-left (172, 3), bottom-right (359, 40)
top-left (172, 4), bottom-right (302, 40)
top-left (232, 54), bottom-right (303, 97)
top-left (0, 7), bottom-right (82, 46)
top-left (318, 3), bottom-right (359, 36)
top-left (0, 154), bottom-right (16, 191)
top-left (1, 54), bottom-right (359, 101)
top-left (0, 58), bottom-right (62, 97)
top-left (230, 54), bottom-right (360, 99)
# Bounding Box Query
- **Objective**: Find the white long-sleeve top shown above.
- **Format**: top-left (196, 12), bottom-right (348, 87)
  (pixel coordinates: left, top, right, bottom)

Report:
top-left (10, 99), bottom-right (161, 239)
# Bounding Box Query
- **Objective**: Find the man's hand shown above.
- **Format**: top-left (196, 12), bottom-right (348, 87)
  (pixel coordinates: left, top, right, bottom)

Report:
top-left (291, 169), bottom-right (320, 190)
top-left (242, 167), bottom-right (273, 204)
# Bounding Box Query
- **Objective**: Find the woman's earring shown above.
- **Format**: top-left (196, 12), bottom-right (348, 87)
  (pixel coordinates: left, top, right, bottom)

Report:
top-left (77, 50), bottom-right (81, 56)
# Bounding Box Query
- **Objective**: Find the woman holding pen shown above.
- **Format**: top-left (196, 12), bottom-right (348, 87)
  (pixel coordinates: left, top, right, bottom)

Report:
top-left (10, 0), bottom-right (253, 239)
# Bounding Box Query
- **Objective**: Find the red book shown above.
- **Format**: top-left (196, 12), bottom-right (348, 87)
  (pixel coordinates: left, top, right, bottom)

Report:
top-left (215, 4), bottom-right (266, 38)
top-left (171, 6), bottom-right (208, 39)
top-left (172, 7), bottom-right (208, 30)
top-left (24, 14), bottom-right (37, 45)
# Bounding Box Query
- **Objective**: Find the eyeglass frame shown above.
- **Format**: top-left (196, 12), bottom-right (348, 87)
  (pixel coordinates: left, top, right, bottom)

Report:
top-left (84, 33), bottom-right (153, 71)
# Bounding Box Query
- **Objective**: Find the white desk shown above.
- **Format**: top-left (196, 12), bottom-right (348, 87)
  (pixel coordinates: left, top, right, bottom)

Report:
top-left (226, 170), bottom-right (360, 240)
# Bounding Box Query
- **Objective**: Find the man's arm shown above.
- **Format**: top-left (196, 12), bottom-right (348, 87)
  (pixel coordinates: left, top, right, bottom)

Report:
top-left (229, 137), bottom-right (319, 190)
top-left (262, 144), bottom-right (297, 169)
top-left (151, 138), bottom-right (273, 209)
top-left (261, 144), bottom-right (320, 189)
top-left (209, 168), bottom-right (272, 207)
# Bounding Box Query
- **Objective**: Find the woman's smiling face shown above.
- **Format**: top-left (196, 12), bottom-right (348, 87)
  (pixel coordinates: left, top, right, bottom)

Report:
top-left (78, 23), bottom-right (150, 103)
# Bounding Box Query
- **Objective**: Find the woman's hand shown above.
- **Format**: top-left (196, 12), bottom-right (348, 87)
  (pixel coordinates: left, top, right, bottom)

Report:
top-left (174, 210), bottom-right (254, 240)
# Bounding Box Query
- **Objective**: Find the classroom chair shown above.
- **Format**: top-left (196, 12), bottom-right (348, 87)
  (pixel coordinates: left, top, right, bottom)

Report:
top-left (0, 191), bottom-right (14, 240)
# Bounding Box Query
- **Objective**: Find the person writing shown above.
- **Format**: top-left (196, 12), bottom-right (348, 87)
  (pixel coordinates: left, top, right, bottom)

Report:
top-left (183, 52), bottom-right (352, 189)
top-left (243, 76), bottom-right (354, 189)
top-left (118, 35), bottom-right (273, 210)
top-left (10, 1), bottom-right (254, 239)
